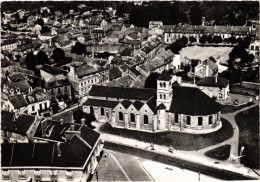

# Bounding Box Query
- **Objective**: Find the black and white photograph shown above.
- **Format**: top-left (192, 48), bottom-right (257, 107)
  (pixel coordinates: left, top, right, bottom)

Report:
top-left (1, 1), bottom-right (259, 181)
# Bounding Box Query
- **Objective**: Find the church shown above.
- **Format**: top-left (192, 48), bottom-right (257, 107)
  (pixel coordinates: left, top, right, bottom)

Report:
top-left (83, 71), bottom-right (222, 133)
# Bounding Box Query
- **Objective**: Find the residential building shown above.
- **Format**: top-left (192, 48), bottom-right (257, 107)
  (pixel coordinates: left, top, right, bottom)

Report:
top-left (83, 71), bottom-right (221, 133)
top-left (197, 76), bottom-right (230, 101)
top-left (2, 128), bottom-right (103, 182)
top-left (40, 64), bottom-right (72, 103)
top-left (1, 111), bottom-right (42, 143)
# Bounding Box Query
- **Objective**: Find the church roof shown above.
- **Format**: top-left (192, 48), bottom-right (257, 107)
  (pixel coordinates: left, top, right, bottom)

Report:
top-left (156, 103), bottom-right (166, 110)
top-left (157, 71), bottom-right (172, 81)
top-left (132, 101), bottom-right (144, 110)
top-left (83, 98), bottom-right (118, 108)
top-left (169, 86), bottom-right (220, 115)
top-left (89, 85), bottom-right (156, 101)
top-left (121, 100), bottom-right (132, 109)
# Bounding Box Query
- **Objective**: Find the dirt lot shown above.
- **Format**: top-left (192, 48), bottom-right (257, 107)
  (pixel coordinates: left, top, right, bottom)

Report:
top-left (180, 46), bottom-right (232, 65)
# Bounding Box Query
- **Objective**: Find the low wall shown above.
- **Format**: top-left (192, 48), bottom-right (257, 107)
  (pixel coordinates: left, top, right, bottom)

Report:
top-left (104, 141), bottom-right (258, 181)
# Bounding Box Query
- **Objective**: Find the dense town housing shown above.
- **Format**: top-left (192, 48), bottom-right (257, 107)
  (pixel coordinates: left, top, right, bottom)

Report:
top-left (1, 1), bottom-right (259, 181)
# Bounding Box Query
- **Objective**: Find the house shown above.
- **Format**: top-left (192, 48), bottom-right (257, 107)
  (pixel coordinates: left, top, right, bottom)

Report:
top-left (1, 95), bottom-right (28, 113)
top-left (83, 71), bottom-right (221, 133)
top-left (197, 76), bottom-right (230, 101)
top-left (195, 58), bottom-right (218, 78)
top-left (248, 40), bottom-right (259, 62)
top-left (1, 38), bottom-right (18, 51)
top-left (40, 65), bottom-right (72, 103)
top-left (1, 58), bottom-right (14, 76)
top-left (67, 63), bottom-right (108, 99)
top-left (2, 126), bottom-right (103, 182)
top-left (25, 87), bottom-right (51, 117)
top-left (1, 111), bottom-right (42, 143)
top-left (149, 21), bottom-right (163, 29)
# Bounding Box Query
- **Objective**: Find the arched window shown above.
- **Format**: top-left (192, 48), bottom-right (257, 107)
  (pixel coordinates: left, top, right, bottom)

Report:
top-left (160, 82), bottom-right (162, 87)
top-left (164, 94), bottom-right (166, 100)
top-left (144, 115), bottom-right (148, 124)
top-left (163, 82), bottom-right (166, 87)
top-left (160, 94), bottom-right (162, 99)
top-left (90, 106), bottom-right (94, 114)
top-left (198, 117), bottom-right (203, 126)
top-left (130, 113), bottom-right (135, 123)
top-left (101, 107), bottom-right (105, 116)
top-left (119, 112), bottom-right (123, 121)
top-left (186, 116), bottom-right (191, 125)
top-left (209, 116), bottom-right (213, 125)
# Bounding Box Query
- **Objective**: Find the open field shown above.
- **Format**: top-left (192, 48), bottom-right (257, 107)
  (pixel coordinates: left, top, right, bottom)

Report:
top-left (180, 46), bottom-right (232, 65)
top-left (100, 118), bottom-right (233, 151)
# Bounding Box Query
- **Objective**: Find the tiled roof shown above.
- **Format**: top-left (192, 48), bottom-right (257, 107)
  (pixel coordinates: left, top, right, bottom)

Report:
top-left (121, 100), bottom-right (132, 109)
top-left (41, 64), bottom-right (65, 75)
top-left (169, 86), bottom-right (221, 115)
top-left (132, 100), bottom-right (144, 110)
top-left (1, 111), bottom-right (36, 134)
top-left (8, 73), bottom-right (27, 82)
top-left (1, 58), bottom-right (13, 68)
top-left (9, 95), bottom-right (28, 109)
top-left (109, 67), bottom-right (122, 81)
top-left (2, 135), bottom-right (92, 168)
top-left (129, 67), bottom-right (141, 76)
top-left (197, 77), bottom-right (229, 87)
top-left (75, 64), bottom-right (98, 78)
top-left (83, 98), bottom-right (119, 108)
top-left (6, 80), bottom-right (31, 92)
top-left (89, 85), bottom-right (156, 101)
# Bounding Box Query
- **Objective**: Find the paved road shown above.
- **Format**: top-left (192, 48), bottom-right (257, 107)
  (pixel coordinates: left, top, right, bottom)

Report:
top-left (91, 150), bottom-right (153, 181)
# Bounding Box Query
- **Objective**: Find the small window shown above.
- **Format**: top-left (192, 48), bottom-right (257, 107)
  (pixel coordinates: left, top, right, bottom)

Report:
top-left (163, 82), bottom-right (166, 87)
top-left (144, 115), bottom-right (148, 124)
top-left (209, 116), bottom-right (213, 125)
top-left (119, 112), bottom-right (123, 121)
top-left (90, 106), bottom-right (94, 114)
top-left (174, 114), bottom-right (178, 123)
top-left (186, 116), bottom-right (191, 125)
top-left (32, 105), bottom-right (35, 111)
top-left (160, 94), bottom-right (162, 99)
top-left (164, 95), bottom-right (166, 100)
top-left (130, 113), bottom-right (135, 123)
top-left (198, 117), bottom-right (203, 126)
top-left (101, 107), bottom-right (105, 116)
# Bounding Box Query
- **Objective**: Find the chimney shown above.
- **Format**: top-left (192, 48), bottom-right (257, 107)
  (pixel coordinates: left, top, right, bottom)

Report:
top-left (70, 125), bottom-right (75, 131)
top-left (81, 118), bottom-right (86, 125)
top-left (205, 65), bottom-right (209, 77)
top-left (215, 74), bottom-right (218, 83)
top-left (57, 142), bottom-right (61, 157)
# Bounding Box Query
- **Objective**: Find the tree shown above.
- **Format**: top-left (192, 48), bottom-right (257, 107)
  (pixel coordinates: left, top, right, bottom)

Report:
top-left (207, 35), bottom-right (213, 44)
top-left (228, 36), bottom-right (236, 45)
top-left (71, 42), bottom-right (86, 55)
top-left (167, 41), bottom-right (183, 54)
top-left (189, 5), bottom-right (202, 25)
top-left (213, 36), bottom-right (222, 44)
top-left (199, 35), bottom-right (207, 44)
top-left (144, 73), bottom-right (160, 89)
top-left (52, 48), bottom-right (65, 64)
top-left (170, 2), bottom-right (180, 25)
top-left (35, 18), bottom-right (44, 26)
top-left (36, 50), bottom-right (49, 65)
top-left (189, 36), bottom-right (197, 44)
top-left (180, 36), bottom-right (188, 46)
top-left (73, 109), bottom-right (96, 128)
top-left (25, 52), bottom-right (36, 71)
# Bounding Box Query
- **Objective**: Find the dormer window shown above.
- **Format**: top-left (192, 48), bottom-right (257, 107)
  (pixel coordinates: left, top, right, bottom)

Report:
top-left (34, 169), bottom-right (42, 180)
top-left (50, 170), bottom-right (57, 180)
top-left (18, 169), bottom-right (26, 179)
top-left (2, 169), bottom-right (10, 180)
top-left (9, 89), bottom-right (14, 94)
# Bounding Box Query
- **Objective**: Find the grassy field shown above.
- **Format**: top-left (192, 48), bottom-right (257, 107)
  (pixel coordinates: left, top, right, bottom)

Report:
top-left (235, 106), bottom-right (259, 169)
top-left (205, 145), bottom-right (231, 161)
top-left (221, 102), bottom-right (254, 114)
top-left (230, 85), bottom-right (259, 96)
top-left (180, 46), bottom-right (232, 65)
top-left (100, 118), bottom-right (233, 151)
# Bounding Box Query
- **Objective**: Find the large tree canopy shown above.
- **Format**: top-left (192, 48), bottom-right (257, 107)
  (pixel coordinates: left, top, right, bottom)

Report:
top-left (25, 52), bottom-right (36, 71)
top-left (189, 5), bottom-right (202, 25)
top-left (36, 50), bottom-right (49, 65)
top-left (144, 73), bottom-right (160, 89)
top-left (71, 42), bottom-right (86, 55)
top-left (52, 48), bottom-right (65, 64)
